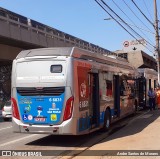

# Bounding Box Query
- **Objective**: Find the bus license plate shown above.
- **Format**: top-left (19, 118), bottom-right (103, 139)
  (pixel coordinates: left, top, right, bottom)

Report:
top-left (34, 117), bottom-right (46, 122)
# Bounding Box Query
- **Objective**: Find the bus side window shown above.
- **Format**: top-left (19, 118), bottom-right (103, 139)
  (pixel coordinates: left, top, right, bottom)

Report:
top-left (106, 80), bottom-right (112, 97)
top-left (120, 81), bottom-right (125, 96)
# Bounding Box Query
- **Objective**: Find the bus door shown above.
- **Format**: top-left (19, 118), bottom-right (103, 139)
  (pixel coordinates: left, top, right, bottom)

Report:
top-left (89, 72), bottom-right (100, 129)
top-left (113, 75), bottom-right (120, 117)
top-left (138, 77), bottom-right (146, 108)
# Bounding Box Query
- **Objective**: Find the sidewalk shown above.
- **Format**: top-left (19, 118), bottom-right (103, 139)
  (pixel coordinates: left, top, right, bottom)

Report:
top-left (62, 110), bottom-right (160, 159)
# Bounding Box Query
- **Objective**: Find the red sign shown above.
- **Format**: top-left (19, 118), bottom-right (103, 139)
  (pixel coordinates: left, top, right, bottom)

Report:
top-left (77, 66), bottom-right (90, 111)
top-left (123, 41), bottom-right (129, 47)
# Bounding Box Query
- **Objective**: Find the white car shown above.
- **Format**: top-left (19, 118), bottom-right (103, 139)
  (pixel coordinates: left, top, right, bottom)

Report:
top-left (2, 100), bottom-right (12, 121)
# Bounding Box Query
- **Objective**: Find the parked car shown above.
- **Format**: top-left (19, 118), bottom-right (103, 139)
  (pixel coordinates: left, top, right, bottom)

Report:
top-left (2, 100), bottom-right (12, 121)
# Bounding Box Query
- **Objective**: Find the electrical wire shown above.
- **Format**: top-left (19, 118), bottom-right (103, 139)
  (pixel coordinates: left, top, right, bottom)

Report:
top-left (95, 0), bottom-right (154, 54)
top-left (131, 0), bottom-right (154, 27)
top-left (100, 0), bottom-right (155, 50)
top-left (122, 0), bottom-right (153, 33)
top-left (116, 21), bottom-right (154, 35)
top-left (142, 0), bottom-right (154, 22)
top-left (111, 0), bottom-right (154, 46)
top-left (147, 0), bottom-right (160, 24)
top-left (95, 0), bottom-right (137, 39)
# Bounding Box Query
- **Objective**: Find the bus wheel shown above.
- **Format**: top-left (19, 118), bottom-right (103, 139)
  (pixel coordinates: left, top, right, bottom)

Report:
top-left (103, 109), bottom-right (111, 131)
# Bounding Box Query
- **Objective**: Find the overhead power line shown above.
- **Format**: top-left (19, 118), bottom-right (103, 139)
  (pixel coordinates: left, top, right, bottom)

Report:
top-left (111, 0), bottom-right (154, 46)
top-left (95, 0), bottom-right (154, 54)
top-left (122, 0), bottom-right (153, 33)
top-left (105, 18), bottom-right (154, 35)
top-left (95, 0), bottom-right (138, 39)
top-left (131, 0), bottom-right (154, 27)
top-left (142, 0), bottom-right (154, 22)
top-left (100, 0), bottom-right (155, 49)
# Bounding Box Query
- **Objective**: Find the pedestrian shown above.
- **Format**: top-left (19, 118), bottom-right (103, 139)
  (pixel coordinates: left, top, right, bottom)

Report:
top-left (156, 87), bottom-right (160, 109)
top-left (148, 88), bottom-right (156, 110)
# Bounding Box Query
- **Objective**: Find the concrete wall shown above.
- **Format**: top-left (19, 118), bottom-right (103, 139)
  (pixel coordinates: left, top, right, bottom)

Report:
top-left (0, 44), bottom-right (22, 60)
top-left (127, 51), bottom-right (143, 68)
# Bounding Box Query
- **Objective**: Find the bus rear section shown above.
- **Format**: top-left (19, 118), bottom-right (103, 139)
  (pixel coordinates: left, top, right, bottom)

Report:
top-left (137, 68), bottom-right (158, 109)
top-left (12, 57), bottom-right (76, 135)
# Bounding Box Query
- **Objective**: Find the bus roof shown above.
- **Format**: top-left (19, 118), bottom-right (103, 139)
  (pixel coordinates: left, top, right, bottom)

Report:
top-left (16, 47), bottom-right (73, 59)
top-left (16, 47), bottom-right (135, 71)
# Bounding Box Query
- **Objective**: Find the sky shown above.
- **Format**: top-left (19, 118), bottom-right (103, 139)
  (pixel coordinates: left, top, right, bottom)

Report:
top-left (0, 0), bottom-right (159, 56)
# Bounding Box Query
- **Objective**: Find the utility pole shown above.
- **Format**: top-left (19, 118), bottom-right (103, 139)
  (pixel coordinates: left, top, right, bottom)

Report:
top-left (154, 0), bottom-right (160, 85)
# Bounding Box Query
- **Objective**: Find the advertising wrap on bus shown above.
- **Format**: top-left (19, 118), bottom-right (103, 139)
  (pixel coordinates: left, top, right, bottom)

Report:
top-left (16, 90), bottom-right (65, 125)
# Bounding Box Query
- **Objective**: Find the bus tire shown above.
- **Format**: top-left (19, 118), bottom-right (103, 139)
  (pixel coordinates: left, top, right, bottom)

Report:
top-left (103, 109), bottom-right (111, 131)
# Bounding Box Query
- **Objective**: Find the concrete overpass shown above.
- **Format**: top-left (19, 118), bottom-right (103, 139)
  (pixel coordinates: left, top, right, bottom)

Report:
top-left (0, 7), bottom-right (114, 62)
top-left (0, 7), bottom-right (115, 104)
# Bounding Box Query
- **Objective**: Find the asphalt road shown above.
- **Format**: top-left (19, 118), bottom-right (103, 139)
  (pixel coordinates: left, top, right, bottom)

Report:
top-left (0, 110), bottom-right (148, 158)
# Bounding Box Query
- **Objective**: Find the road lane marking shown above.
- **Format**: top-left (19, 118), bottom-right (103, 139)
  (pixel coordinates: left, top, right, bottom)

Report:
top-left (0, 126), bottom-right (12, 131)
top-left (0, 134), bottom-right (39, 147)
